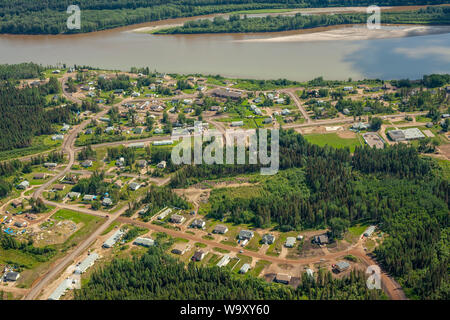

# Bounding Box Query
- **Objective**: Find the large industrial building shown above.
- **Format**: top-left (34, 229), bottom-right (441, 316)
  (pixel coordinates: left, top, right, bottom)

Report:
top-left (388, 128), bottom-right (425, 142)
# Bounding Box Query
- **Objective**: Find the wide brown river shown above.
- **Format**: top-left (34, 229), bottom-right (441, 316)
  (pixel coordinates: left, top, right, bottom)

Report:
top-left (0, 17), bottom-right (449, 81)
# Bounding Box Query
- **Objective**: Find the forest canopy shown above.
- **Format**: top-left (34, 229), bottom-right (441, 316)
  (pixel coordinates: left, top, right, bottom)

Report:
top-left (156, 6), bottom-right (450, 34)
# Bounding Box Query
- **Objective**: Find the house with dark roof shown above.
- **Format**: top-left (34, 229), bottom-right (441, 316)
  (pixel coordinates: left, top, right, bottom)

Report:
top-left (274, 273), bottom-right (291, 284)
top-left (4, 271), bottom-right (20, 282)
top-left (313, 234), bottom-right (329, 245)
top-left (191, 250), bottom-right (206, 261)
top-left (238, 230), bottom-right (254, 241)
top-left (262, 234), bottom-right (275, 245)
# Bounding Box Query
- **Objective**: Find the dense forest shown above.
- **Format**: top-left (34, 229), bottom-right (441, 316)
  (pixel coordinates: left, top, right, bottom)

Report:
top-left (0, 77), bottom-right (76, 151)
top-left (0, 63), bottom-right (46, 80)
top-left (75, 246), bottom-right (384, 300)
top-left (0, 1), bottom-right (448, 34)
top-left (157, 6), bottom-right (450, 34)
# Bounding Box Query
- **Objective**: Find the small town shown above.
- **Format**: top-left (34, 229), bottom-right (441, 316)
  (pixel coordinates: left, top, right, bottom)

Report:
top-left (0, 65), bottom-right (448, 301)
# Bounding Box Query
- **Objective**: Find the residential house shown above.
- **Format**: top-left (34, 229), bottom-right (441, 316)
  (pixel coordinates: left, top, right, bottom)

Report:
top-left (83, 195), bottom-right (96, 201)
top-left (334, 261), bottom-right (351, 272)
top-left (313, 234), bottom-right (329, 245)
top-left (133, 237), bottom-right (155, 247)
top-left (170, 214), bottom-right (185, 224)
top-left (81, 160), bottom-right (93, 168)
top-left (190, 219), bottom-right (205, 229)
top-left (364, 226), bottom-right (376, 237)
top-left (274, 273), bottom-right (291, 284)
top-left (103, 229), bottom-right (125, 248)
top-left (231, 121), bottom-right (244, 127)
top-left (52, 184), bottom-right (66, 191)
top-left (285, 237), bottom-right (296, 248)
top-left (157, 208), bottom-right (172, 220)
top-left (171, 243), bottom-right (190, 255)
top-left (262, 234), bottom-right (275, 245)
top-left (33, 173), bottom-right (47, 179)
top-left (216, 255), bottom-right (231, 267)
top-left (191, 250), bottom-right (206, 261)
top-left (4, 272), bottom-right (20, 282)
top-left (52, 134), bottom-right (64, 141)
top-left (128, 182), bottom-right (141, 191)
top-left (11, 199), bottom-right (22, 208)
top-left (213, 225), bottom-right (228, 234)
top-left (74, 252), bottom-right (99, 275)
top-left (102, 198), bottom-right (113, 206)
top-left (67, 192), bottom-right (81, 199)
top-left (239, 264), bottom-right (251, 274)
top-left (16, 181), bottom-right (29, 189)
top-left (137, 160), bottom-right (148, 168)
top-left (238, 230), bottom-right (254, 241)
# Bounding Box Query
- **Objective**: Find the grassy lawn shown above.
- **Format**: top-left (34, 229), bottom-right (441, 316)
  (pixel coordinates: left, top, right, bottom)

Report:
top-left (100, 221), bottom-right (121, 236)
top-left (249, 260), bottom-right (271, 277)
top-left (303, 133), bottom-right (361, 152)
top-left (213, 247), bottom-right (230, 254)
top-left (194, 242), bottom-right (207, 249)
top-left (266, 231), bottom-right (296, 257)
top-left (232, 254), bottom-right (252, 275)
top-left (344, 223), bottom-right (369, 243)
top-left (245, 233), bottom-right (262, 252)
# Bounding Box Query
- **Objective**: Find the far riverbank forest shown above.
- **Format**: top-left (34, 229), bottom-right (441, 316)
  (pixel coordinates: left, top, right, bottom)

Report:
top-left (156, 6), bottom-right (450, 34)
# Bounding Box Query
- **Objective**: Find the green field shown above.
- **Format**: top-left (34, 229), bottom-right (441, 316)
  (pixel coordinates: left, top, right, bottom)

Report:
top-left (304, 133), bottom-right (362, 152)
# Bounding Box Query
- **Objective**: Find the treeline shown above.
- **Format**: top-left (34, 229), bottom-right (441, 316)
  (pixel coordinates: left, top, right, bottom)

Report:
top-left (0, 1), bottom-right (448, 34)
top-left (75, 246), bottom-right (384, 300)
top-left (157, 6), bottom-right (450, 34)
top-left (0, 63), bottom-right (45, 80)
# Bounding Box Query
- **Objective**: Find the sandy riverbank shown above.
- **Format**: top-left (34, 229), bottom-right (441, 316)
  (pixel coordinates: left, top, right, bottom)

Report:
top-left (236, 25), bottom-right (450, 43)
